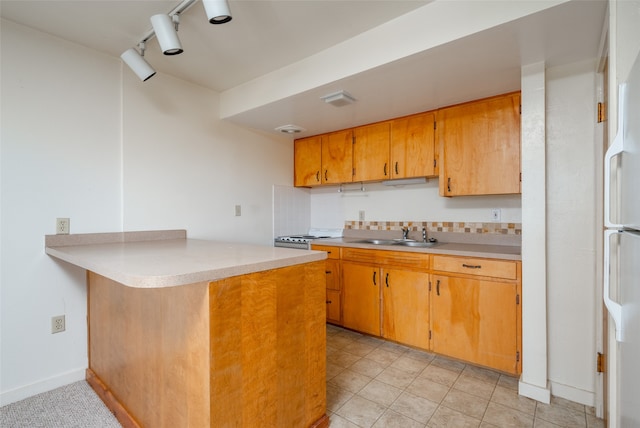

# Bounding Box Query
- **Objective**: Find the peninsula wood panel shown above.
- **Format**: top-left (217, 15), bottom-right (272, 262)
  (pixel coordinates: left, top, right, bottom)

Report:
top-left (87, 262), bottom-right (328, 428)
top-left (438, 92), bottom-right (521, 196)
top-left (88, 272), bottom-right (211, 428)
top-left (209, 261), bottom-right (327, 428)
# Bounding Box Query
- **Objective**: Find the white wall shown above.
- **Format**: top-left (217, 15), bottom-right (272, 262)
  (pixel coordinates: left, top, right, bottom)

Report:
top-left (0, 19), bottom-right (293, 404)
top-left (310, 181), bottom-right (521, 228)
top-left (1, 20), bottom-right (122, 404)
top-left (546, 60), bottom-right (600, 405)
top-left (120, 71), bottom-right (292, 246)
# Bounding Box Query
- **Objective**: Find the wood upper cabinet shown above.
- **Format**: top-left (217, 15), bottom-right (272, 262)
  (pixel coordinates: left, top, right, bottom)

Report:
top-left (438, 92), bottom-right (521, 196)
top-left (294, 130), bottom-right (353, 187)
top-left (390, 111), bottom-right (437, 179)
top-left (353, 122), bottom-right (391, 182)
top-left (323, 129), bottom-right (353, 185)
top-left (294, 135), bottom-right (322, 186)
top-left (381, 268), bottom-right (430, 350)
top-left (342, 261), bottom-right (381, 336)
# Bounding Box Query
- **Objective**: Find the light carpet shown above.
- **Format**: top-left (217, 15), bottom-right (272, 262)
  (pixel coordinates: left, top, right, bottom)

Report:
top-left (0, 380), bottom-right (121, 428)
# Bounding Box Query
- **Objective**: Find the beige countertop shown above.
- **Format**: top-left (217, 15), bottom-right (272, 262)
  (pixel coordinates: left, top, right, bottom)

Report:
top-left (45, 230), bottom-right (326, 288)
top-left (313, 238), bottom-right (522, 261)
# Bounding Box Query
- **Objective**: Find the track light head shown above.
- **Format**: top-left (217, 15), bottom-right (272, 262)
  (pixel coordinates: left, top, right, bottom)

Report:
top-left (121, 45), bottom-right (156, 82)
top-left (150, 13), bottom-right (183, 55)
top-left (202, 0), bottom-right (232, 24)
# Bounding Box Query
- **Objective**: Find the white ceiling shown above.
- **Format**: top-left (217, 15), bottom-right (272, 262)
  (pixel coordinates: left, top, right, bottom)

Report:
top-left (1, 0), bottom-right (607, 138)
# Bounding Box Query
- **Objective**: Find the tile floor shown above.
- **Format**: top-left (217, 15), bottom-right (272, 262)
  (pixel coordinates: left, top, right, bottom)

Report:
top-left (326, 324), bottom-right (604, 428)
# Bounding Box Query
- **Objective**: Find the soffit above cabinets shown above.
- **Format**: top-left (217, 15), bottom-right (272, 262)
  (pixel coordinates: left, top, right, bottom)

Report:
top-left (1, 0), bottom-right (607, 138)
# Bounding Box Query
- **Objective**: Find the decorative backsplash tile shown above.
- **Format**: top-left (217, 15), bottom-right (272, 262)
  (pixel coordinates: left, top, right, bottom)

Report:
top-left (344, 221), bottom-right (522, 235)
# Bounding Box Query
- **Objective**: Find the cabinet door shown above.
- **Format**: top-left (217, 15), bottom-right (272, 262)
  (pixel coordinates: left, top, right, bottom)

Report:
top-left (390, 112), bottom-right (436, 179)
top-left (326, 289), bottom-right (342, 325)
top-left (381, 269), bottom-right (430, 350)
top-left (353, 122), bottom-right (390, 182)
top-left (431, 275), bottom-right (519, 374)
top-left (342, 262), bottom-right (380, 336)
top-left (294, 136), bottom-right (322, 187)
top-left (323, 129), bottom-right (353, 184)
top-left (438, 92), bottom-right (521, 196)
top-left (324, 259), bottom-right (341, 291)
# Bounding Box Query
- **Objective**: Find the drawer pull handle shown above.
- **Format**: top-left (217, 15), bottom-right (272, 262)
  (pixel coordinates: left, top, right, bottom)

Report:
top-left (395, 162), bottom-right (399, 175)
top-left (462, 264), bottom-right (482, 269)
top-left (384, 163), bottom-right (388, 176)
top-left (436, 279), bottom-right (440, 296)
top-left (316, 171), bottom-right (320, 182)
top-left (326, 300), bottom-right (332, 304)
top-left (373, 271), bottom-right (377, 286)
top-left (325, 271), bottom-right (332, 274)
top-left (325, 170), bottom-right (328, 181)
top-left (385, 273), bottom-right (390, 287)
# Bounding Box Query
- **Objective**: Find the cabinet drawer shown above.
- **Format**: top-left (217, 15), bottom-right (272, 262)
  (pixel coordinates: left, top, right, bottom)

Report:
top-left (342, 248), bottom-right (429, 270)
top-left (432, 256), bottom-right (517, 280)
top-left (311, 245), bottom-right (340, 259)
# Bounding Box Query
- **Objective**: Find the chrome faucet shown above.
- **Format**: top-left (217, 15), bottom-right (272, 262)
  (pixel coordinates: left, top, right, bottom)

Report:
top-left (422, 228), bottom-right (427, 242)
top-left (402, 227), bottom-right (409, 240)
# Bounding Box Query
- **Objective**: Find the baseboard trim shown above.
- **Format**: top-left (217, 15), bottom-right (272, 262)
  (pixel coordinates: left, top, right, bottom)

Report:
top-left (86, 369), bottom-right (140, 428)
top-left (550, 380), bottom-right (596, 407)
top-left (519, 379), bottom-right (551, 404)
top-left (0, 368), bottom-right (85, 406)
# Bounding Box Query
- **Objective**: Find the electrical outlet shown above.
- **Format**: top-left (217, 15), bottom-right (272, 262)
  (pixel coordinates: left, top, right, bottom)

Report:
top-left (491, 208), bottom-right (501, 222)
top-left (359, 210), bottom-right (365, 221)
top-left (235, 205), bottom-right (241, 216)
top-left (51, 315), bottom-right (65, 334)
top-left (56, 218), bottom-right (70, 235)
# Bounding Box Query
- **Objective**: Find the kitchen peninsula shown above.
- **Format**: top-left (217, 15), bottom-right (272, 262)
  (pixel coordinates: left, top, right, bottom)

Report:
top-left (45, 230), bottom-right (329, 428)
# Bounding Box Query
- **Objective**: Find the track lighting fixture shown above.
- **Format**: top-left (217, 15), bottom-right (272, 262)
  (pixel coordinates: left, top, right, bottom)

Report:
top-left (150, 14), bottom-right (183, 55)
top-left (202, 0), bottom-right (232, 24)
top-left (120, 43), bottom-right (156, 81)
top-left (121, 0), bottom-right (233, 82)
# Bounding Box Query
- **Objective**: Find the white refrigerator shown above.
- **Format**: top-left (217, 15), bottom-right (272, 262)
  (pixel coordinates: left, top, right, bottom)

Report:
top-left (603, 50), bottom-right (640, 426)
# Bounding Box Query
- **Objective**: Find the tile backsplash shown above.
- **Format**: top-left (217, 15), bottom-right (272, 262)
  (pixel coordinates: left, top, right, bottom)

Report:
top-left (345, 221), bottom-right (522, 235)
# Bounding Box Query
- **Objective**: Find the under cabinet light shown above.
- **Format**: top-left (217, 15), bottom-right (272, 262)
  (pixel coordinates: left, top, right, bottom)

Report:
top-left (381, 177), bottom-right (428, 186)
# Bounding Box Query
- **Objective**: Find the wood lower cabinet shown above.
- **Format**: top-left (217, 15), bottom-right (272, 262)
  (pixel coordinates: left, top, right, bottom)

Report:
top-left (431, 255), bottom-right (522, 374)
top-left (311, 244), bottom-right (342, 325)
top-left (342, 249), bottom-right (431, 349)
top-left (438, 91), bottom-right (521, 196)
top-left (381, 268), bottom-right (430, 350)
top-left (342, 262), bottom-right (381, 336)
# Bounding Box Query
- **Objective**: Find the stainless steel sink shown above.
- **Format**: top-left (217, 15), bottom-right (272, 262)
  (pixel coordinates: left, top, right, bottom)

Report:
top-left (353, 239), bottom-right (398, 245)
top-left (352, 238), bottom-right (439, 248)
top-left (393, 240), bottom-right (439, 248)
